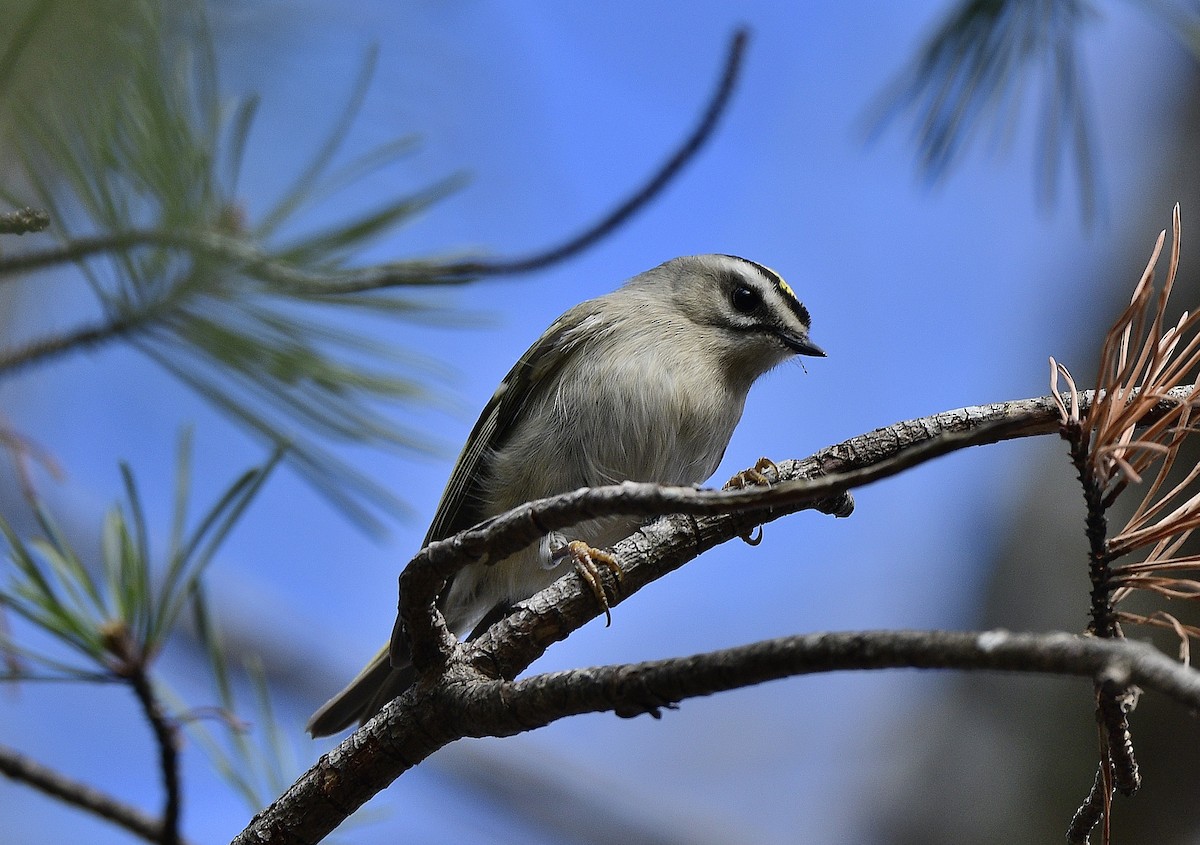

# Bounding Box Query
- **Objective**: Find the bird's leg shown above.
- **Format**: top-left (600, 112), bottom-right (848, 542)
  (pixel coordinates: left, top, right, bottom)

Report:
top-left (725, 456), bottom-right (779, 489)
top-left (550, 539), bottom-right (622, 627)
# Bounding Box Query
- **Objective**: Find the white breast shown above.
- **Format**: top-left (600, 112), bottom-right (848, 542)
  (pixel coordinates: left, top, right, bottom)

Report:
top-left (441, 320), bottom-right (750, 635)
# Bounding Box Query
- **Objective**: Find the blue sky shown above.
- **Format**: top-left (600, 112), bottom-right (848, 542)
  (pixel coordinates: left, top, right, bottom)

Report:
top-left (2, 2), bottom-right (1194, 843)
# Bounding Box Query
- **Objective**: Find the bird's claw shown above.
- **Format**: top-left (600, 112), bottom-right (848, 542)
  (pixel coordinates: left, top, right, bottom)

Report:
top-left (564, 540), bottom-right (621, 627)
top-left (725, 456), bottom-right (780, 490)
top-left (726, 457), bottom-right (779, 544)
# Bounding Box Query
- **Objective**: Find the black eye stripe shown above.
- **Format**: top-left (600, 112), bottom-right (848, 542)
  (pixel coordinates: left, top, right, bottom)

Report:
top-left (718, 254), bottom-right (811, 328)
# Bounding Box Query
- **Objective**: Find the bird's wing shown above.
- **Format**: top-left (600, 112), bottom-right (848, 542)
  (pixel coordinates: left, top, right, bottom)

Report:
top-left (421, 303), bottom-right (599, 545)
top-left (388, 304), bottom-right (602, 661)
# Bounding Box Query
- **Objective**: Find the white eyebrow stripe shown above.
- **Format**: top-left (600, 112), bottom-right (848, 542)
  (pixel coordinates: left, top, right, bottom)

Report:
top-left (719, 254), bottom-right (811, 327)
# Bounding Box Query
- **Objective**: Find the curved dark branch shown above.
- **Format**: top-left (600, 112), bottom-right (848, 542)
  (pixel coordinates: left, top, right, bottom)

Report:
top-left (0, 742), bottom-right (187, 845)
top-left (417, 27), bottom-right (749, 282)
top-left (249, 25), bottom-right (750, 293)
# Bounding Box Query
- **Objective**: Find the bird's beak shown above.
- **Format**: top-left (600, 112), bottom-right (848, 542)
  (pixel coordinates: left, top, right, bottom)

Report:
top-left (780, 331), bottom-right (825, 358)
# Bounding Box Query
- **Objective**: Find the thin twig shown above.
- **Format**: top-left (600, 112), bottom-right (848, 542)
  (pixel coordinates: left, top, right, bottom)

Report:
top-left (1063, 422), bottom-right (1119, 639)
top-left (1062, 408), bottom-right (1138, 839)
top-left (0, 742), bottom-right (184, 845)
top-left (1097, 677), bottom-right (1140, 796)
top-left (0, 309), bottom-right (158, 379)
top-left (409, 27), bottom-right (750, 282)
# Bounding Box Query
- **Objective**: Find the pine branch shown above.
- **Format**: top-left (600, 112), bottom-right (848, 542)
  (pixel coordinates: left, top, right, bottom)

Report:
top-left (0, 27), bottom-right (751, 527)
top-left (867, 0), bottom-right (1101, 221)
top-left (503, 630), bottom-right (1200, 721)
top-left (129, 669), bottom-right (182, 845)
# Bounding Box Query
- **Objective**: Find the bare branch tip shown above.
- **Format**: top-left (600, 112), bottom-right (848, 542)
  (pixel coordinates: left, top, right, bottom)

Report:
top-left (0, 207), bottom-right (51, 236)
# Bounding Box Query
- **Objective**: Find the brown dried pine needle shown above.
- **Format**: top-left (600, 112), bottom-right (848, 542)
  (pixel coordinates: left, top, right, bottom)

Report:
top-left (1053, 204), bottom-right (1200, 641)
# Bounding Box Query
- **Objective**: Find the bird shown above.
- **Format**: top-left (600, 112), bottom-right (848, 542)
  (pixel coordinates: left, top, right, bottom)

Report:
top-left (307, 253), bottom-right (824, 736)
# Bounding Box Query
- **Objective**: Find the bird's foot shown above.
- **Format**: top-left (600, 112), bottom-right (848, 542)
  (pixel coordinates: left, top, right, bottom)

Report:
top-left (725, 456), bottom-right (780, 489)
top-left (726, 457), bottom-right (779, 545)
top-left (557, 540), bottom-right (622, 627)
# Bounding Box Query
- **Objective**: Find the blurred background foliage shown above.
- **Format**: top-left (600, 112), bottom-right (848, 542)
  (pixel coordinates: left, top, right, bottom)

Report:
top-left (4, 1), bottom-right (1200, 844)
top-left (1, 0), bottom-right (471, 532)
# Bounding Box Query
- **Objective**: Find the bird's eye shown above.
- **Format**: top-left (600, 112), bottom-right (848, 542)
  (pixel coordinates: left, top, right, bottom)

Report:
top-left (731, 285), bottom-right (761, 313)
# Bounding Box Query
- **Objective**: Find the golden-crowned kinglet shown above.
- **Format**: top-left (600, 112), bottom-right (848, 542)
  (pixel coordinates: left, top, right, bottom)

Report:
top-left (307, 253), bottom-right (824, 736)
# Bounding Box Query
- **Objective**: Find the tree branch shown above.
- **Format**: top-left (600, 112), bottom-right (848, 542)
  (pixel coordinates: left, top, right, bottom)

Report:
top-left (105, 624), bottom-right (184, 845)
top-left (404, 388), bottom-right (1194, 672)
top-left (0, 742), bottom-right (186, 845)
top-left (226, 386), bottom-right (1193, 844)
top-left (232, 630), bottom-right (1200, 845)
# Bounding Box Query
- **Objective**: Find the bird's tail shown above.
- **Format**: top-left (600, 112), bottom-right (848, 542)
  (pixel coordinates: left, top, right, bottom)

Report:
top-left (309, 601), bottom-right (510, 738)
top-left (306, 645), bottom-right (415, 737)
